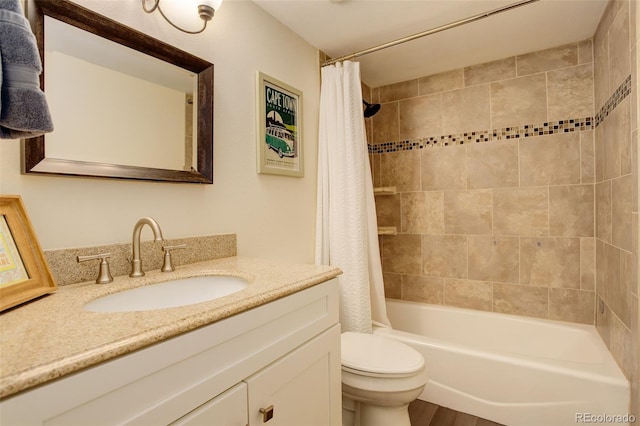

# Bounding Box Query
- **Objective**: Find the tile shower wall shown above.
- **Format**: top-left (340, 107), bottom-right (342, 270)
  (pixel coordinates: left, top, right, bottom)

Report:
top-left (369, 40), bottom-right (598, 325)
top-left (592, 0), bottom-right (638, 411)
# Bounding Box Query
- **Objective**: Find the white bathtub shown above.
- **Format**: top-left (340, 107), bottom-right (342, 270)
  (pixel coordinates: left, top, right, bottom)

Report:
top-left (374, 299), bottom-right (630, 426)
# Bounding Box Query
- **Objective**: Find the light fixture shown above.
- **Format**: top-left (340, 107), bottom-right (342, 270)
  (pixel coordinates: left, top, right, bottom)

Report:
top-left (141, 0), bottom-right (222, 34)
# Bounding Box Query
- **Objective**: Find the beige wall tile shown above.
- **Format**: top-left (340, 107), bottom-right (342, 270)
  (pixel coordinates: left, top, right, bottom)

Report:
top-left (608, 2), bottom-right (630, 90)
top-left (493, 283), bottom-right (549, 318)
top-left (421, 145), bottom-right (467, 190)
top-left (596, 181), bottom-right (613, 242)
top-left (612, 174), bottom-right (633, 251)
top-left (519, 133), bottom-right (581, 186)
top-left (520, 237), bottom-right (581, 288)
top-left (549, 288), bottom-right (595, 324)
top-left (595, 124), bottom-right (605, 182)
top-left (602, 97), bottom-right (630, 180)
top-left (618, 250), bottom-right (636, 327)
top-left (581, 130), bottom-right (595, 183)
top-left (442, 84), bottom-right (491, 135)
top-left (597, 242), bottom-right (622, 317)
top-left (379, 79), bottom-right (419, 103)
top-left (372, 101), bottom-right (399, 144)
top-left (632, 47), bottom-right (638, 134)
top-left (444, 278), bottom-right (492, 311)
top-left (402, 275), bottom-right (444, 304)
top-left (464, 57), bottom-right (516, 86)
top-left (578, 38), bottom-right (593, 64)
top-left (444, 190), bottom-right (493, 235)
top-left (632, 132), bottom-right (638, 200)
top-left (549, 184), bottom-right (595, 237)
top-left (383, 272), bottom-right (402, 299)
top-left (493, 187), bottom-right (549, 236)
top-left (361, 81), bottom-right (372, 102)
top-left (516, 43), bottom-right (578, 76)
top-left (547, 64), bottom-right (595, 121)
top-left (399, 94), bottom-right (442, 140)
top-left (468, 236), bottom-right (519, 283)
top-left (401, 191), bottom-right (444, 234)
top-left (466, 142), bottom-right (519, 189)
top-left (610, 313), bottom-right (634, 379)
top-left (620, 98), bottom-right (633, 175)
top-left (419, 69), bottom-right (464, 95)
top-left (581, 237), bottom-right (596, 290)
top-left (603, 243), bottom-right (630, 328)
top-left (375, 194), bottom-right (401, 229)
top-left (596, 295), bottom-right (612, 347)
top-left (380, 150), bottom-right (421, 192)
top-left (372, 87), bottom-right (380, 103)
top-left (371, 154), bottom-right (381, 188)
top-left (491, 74), bottom-right (548, 128)
top-left (422, 234), bottom-right (467, 278)
top-left (594, 34), bottom-right (610, 111)
top-left (381, 234), bottom-right (422, 275)
top-left (365, 118), bottom-right (373, 145)
top-left (594, 0), bottom-right (623, 51)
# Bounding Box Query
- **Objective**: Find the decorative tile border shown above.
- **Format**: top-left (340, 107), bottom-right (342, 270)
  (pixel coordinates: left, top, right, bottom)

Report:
top-left (369, 74), bottom-right (631, 155)
top-left (368, 117), bottom-right (593, 154)
top-left (595, 74), bottom-right (632, 127)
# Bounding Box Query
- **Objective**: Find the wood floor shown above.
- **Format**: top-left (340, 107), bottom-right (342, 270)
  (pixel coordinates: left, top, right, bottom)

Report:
top-left (408, 400), bottom-right (505, 426)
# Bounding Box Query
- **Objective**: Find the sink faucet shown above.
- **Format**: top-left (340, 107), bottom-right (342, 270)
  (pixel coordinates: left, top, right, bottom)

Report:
top-left (130, 217), bottom-right (164, 277)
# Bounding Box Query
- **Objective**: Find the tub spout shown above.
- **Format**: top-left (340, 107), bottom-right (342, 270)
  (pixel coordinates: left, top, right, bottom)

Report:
top-left (130, 217), bottom-right (164, 277)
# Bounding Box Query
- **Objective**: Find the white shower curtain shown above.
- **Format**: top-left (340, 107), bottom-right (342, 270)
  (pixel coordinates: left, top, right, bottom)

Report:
top-left (315, 61), bottom-right (390, 333)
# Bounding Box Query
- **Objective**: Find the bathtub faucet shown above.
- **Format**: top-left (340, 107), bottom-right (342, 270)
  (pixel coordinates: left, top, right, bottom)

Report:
top-left (129, 217), bottom-right (164, 277)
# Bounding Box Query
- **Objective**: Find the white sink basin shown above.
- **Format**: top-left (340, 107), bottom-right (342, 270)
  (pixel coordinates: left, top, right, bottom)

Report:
top-left (84, 275), bottom-right (248, 312)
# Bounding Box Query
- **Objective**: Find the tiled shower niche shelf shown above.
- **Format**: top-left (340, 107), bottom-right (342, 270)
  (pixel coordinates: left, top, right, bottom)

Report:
top-left (373, 187), bottom-right (397, 196)
top-left (377, 227), bottom-right (397, 236)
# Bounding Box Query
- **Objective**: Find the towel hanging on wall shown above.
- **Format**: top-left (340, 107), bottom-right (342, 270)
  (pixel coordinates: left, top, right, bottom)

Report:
top-left (0, 0), bottom-right (53, 139)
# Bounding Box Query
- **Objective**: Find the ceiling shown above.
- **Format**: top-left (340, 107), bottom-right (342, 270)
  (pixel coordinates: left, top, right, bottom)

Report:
top-left (252, 0), bottom-right (608, 88)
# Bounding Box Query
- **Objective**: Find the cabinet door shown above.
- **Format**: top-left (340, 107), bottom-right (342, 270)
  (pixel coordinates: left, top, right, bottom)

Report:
top-left (245, 324), bottom-right (341, 426)
top-left (171, 383), bottom-right (248, 426)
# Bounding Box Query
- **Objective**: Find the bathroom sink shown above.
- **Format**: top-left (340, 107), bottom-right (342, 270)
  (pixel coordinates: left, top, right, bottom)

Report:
top-left (84, 275), bottom-right (248, 312)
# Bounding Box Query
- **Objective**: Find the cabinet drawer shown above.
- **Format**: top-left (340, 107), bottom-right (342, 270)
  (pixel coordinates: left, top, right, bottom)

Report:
top-left (171, 383), bottom-right (248, 426)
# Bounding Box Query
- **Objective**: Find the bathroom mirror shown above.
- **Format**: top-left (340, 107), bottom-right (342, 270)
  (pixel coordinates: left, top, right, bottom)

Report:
top-left (23, 0), bottom-right (213, 183)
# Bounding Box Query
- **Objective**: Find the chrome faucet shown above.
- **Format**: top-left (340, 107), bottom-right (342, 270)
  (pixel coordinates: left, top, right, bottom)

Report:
top-left (130, 217), bottom-right (164, 277)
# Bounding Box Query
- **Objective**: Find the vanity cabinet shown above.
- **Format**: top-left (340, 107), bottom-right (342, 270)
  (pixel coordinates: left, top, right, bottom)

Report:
top-left (0, 279), bottom-right (341, 425)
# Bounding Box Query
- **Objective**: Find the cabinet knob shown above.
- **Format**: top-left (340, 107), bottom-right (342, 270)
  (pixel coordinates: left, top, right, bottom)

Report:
top-left (259, 405), bottom-right (274, 423)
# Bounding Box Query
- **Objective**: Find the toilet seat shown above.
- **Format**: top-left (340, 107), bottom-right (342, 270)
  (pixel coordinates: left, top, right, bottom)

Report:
top-left (341, 332), bottom-right (424, 378)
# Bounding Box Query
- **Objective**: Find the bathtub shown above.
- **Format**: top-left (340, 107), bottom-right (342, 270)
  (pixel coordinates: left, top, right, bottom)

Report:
top-left (374, 299), bottom-right (630, 426)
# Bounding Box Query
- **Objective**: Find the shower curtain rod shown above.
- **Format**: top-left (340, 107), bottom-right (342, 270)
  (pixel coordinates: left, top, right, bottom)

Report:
top-left (322, 0), bottom-right (540, 67)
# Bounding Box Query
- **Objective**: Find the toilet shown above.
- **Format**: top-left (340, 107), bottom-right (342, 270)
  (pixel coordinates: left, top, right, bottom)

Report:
top-left (341, 331), bottom-right (428, 426)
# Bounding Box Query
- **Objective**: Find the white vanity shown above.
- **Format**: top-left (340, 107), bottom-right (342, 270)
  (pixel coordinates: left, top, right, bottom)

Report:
top-left (0, 257), bottom-right (342, 425)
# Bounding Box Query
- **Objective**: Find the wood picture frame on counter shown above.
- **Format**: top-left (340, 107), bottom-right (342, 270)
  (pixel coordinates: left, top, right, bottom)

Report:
top-left (256, 72), bottom-right (304, 177)
top-left (0, 195), bottom-right (56, 311)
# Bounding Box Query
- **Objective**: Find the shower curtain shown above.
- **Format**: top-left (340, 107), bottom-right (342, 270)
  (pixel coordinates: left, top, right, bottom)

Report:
top-left (315, 61), bottom-right (390, 333)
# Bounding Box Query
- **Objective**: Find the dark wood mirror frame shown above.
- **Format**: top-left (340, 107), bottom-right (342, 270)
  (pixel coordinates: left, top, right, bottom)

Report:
top-left (24, 0), bottom-right (214, 184)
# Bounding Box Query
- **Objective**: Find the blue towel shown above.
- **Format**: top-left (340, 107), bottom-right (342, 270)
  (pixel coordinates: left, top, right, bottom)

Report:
top-left (0, 0), bottom-right (53, 139)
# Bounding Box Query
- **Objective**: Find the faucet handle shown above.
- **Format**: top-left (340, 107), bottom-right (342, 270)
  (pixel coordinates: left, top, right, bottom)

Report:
top-left (161, 244), bottom-right (186, 272)
top-left (77, 253), bottom-right (114, 284)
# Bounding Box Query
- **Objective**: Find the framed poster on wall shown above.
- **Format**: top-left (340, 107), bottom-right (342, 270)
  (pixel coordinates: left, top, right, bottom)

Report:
top-left (256, 72), bottom-right (303, 177)
top-left (0, 195), bottom-right (56, 311)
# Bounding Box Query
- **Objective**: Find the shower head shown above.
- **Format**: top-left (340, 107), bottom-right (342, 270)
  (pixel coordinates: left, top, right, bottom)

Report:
top-left (363, 100), bottom-right (381, 118)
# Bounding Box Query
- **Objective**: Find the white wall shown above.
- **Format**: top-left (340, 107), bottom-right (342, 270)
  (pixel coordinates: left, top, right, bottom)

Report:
top-left (0, 0), bottom-right (321, 263)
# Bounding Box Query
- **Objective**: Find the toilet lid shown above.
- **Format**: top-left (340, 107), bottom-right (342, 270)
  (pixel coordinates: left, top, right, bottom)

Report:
top-left (341, 332), bottom-right (424, 375)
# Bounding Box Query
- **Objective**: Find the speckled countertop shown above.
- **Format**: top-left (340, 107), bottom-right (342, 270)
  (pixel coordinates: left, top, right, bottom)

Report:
top-left (0, 257), bottom-right (341, 400)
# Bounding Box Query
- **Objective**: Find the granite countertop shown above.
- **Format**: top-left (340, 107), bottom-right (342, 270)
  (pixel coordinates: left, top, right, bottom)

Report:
top-left (0, 256), bottom-right (341, 400)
